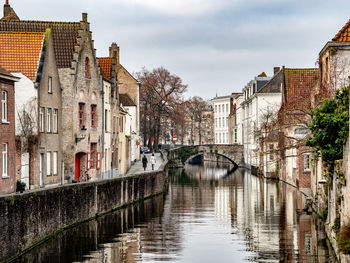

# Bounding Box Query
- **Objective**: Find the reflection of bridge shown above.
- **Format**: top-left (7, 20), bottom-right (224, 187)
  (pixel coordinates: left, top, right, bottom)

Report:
top-left (168, 144), bottom-right (245, 168)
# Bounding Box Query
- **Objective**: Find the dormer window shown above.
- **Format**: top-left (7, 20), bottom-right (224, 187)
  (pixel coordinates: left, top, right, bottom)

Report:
top-left (85, 57), bottom-right (91, 79)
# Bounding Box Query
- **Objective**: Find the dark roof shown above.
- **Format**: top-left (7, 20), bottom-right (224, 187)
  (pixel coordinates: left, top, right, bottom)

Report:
top-left (0, 20), bottom-right (80, 68)
top-left (333, 19), bottom-right (350, 41)
top-left (258, 70), bottom-right (283, 94)
top-left (283, 68), bottom-right (319, 108)
top-left (119, 93), bottom-right (136, 106)
top-left (0, 65), bottom-right (13, 76)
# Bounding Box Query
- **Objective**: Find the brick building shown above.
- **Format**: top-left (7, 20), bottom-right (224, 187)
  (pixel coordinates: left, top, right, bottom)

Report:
top-left (0, 3), bottom-right (103, 183)
top-left (0, 29), bottom-right (63, 189)
top-left (0, 65), bottom-right (17, 194)
top-left (278, 68), bottom-right (319, 193)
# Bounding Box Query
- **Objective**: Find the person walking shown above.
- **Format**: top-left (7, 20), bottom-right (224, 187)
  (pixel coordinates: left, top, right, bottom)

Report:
top-left (142, 155), bottom-right (148, 171)
top-left (150, 153), bottom-right (156, 170)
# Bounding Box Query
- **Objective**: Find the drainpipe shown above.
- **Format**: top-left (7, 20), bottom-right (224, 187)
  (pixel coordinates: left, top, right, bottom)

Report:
top-left (101, 79), bottom-right (105, 179)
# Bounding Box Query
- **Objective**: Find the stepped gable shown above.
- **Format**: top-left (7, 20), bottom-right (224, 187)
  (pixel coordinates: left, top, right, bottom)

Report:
top-left (333, 19), bottom-right (350, 41)
top-left (97, 57), bottom-right (113, 81)
top-left (0, 31), bottom-right (44, 80)
top-left (0, 20), bottom-right (80, 68)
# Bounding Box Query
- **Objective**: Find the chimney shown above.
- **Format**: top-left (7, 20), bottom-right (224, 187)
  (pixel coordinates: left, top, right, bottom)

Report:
top-left (82, 13), bottom-right (87, 22)
top-left (109, 43), bottom-right (120, 64)
top-left (273, 67), bottom-right (280, 75)
top-left (4, 0), bottom-right (10, 17)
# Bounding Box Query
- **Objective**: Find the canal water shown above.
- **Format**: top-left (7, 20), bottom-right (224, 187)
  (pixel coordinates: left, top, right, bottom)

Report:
top-left (13, 161), bottom-right (337, 263)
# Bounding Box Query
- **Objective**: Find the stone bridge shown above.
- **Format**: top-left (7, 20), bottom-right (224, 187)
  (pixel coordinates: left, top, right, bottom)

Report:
top-left (167, 144), bottom-right (245, 168)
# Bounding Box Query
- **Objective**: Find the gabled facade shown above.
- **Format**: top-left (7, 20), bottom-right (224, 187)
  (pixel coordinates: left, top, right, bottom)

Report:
top-left (228, 93), bottom-right (243, 144)
top-left (117, 47), bottom-right (141, 163)
top-left (0, 4), bottom-right (103, 183)
top-left (0, 29), bottom-right (63, 189)
top-left (0, 65), bottom-right (17, 194)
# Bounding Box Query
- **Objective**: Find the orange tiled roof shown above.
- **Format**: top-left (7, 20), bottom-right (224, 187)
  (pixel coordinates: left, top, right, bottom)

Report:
top-left (97, 57), bottom-right (113, 81)
top-left (0, 20), bottom-right (80, 68)
top-left (0, 31), bottom-right (44, 81)
top-left (333, 19), bottom-right (350, 41)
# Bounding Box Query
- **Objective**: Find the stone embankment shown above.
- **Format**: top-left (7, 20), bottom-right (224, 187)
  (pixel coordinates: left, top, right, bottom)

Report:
top-left (0, 160), bottom-right (168, 262)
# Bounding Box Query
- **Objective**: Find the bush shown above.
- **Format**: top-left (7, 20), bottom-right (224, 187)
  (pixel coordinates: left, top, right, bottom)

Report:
top-left (16, 180), bottom-right (26, 192)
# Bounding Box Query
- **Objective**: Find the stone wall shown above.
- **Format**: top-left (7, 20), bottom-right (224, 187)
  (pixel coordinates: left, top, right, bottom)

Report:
top-left (0, 167), bottom-right (168, 262)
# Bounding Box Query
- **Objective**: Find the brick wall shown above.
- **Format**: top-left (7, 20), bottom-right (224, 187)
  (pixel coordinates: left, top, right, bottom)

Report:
top-left (0, 78), bottom-right (16, 194)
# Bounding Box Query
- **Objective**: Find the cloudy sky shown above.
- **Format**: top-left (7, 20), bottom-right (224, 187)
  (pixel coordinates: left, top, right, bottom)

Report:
top-left (8, 0), bottom-right (350, 99)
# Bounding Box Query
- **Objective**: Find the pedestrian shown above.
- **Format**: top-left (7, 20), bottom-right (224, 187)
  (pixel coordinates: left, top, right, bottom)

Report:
top-left (150, 153), bottom-right (156, 170)
top-left (142, 155), bottom-right (148, 171)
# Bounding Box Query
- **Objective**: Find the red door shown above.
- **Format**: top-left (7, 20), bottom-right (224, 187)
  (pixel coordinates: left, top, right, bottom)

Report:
top-left (75, 154), bottom-right (80, 181)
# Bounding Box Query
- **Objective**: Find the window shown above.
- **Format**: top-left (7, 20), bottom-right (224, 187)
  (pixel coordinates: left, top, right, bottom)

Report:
top-left (2, 143), bottom-right (7, 177)
top-left (304, 154), bottom-right (311, 171)
top-left (226, 104), bottom-right (228, 113)
top-left (46, 108), bottom-right (51, 132)
top-left (53, 152), bottom-right (57, 175)
top-left (79, 103), bottom-right (85, 127)
top-left (234, 128), bottom-right (238, 143)
top-left (40, 107), bottom-right (44, 132)
top-left (215, 105), bottom-right (217, 113)
top-left (47, 152), bottom-right (51, 176)
top-left (48, 77), bottom-right (52, 93)
top-left (91, 105), bottom-right (97, 127)
top-left (226, 117), bottom-right (229, 127)
top-left (219, 118), bottom-right (221, 128)
top-left (85, 57), bottom-right (91, 78)
top-left (53, 109), bottom-right (58, 133)
top-left (104, 109), bottom-right (108, 131)
top-left (1, 90), bottom-right (7, 122)
top-left (269, 144), bottom-right (274, 161)
top-left (90, 143), bottom-right (97, 169)
top-left (219, 105), bottom-right (221, 113)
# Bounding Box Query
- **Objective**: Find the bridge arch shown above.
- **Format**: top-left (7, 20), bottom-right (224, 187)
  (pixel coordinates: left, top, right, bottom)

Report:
top-left (168, 144), bottom-right (245, 168)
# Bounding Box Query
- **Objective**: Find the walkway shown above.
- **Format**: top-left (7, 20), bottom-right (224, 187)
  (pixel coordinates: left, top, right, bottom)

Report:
top-left (126, 152), bottom-right (164, 175)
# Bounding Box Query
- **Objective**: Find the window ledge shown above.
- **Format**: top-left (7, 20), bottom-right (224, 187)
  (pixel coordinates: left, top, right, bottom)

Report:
top-left (2, 175), bottom-right (9, 179)
top-left (2, 120), bottom-right (10, 124)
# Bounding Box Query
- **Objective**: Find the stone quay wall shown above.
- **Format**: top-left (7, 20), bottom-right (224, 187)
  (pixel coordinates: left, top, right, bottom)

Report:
top-left (0, 165), bottom-right (168, 262)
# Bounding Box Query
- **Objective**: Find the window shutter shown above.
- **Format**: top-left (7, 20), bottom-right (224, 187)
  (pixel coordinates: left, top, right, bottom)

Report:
top-left (87, 152), bottom-right (91, 170)
top-left (97, 152), bottom-right (101, 170)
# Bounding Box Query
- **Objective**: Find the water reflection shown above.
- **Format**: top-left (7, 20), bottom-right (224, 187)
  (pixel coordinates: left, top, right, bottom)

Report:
top-left (13, 163), bottom-right (337, 263)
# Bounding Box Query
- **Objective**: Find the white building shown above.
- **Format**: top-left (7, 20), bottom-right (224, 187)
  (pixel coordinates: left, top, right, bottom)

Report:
top-left (212, 95), bottom-right (231, 144)
top-left (241, 71), bottom-right (281, 170)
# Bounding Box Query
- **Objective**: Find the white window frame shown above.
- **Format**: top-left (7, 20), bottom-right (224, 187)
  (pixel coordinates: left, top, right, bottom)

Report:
top-left (46, 108), bottom-right (51, 133)
top-left (53, 109), bottom-right (58, 133)
top-left (40, 107), bottom-right (44, 132)
top-left (48, 76), bottom-right (52, 93)
top-left (47, 152), bottom-right (51, 176)
top-left (304, 153), bottom-right (311, 172)
top-left (1, 90), bottom-right (7, 122)
top-left (53, 151), bottom-right (57, 175)
top-left (2, 143), bottom-right (8, 177)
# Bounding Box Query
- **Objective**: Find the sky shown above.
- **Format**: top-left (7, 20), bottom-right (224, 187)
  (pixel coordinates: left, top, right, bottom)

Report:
top-left (6, 0), bottom-right (350, 99)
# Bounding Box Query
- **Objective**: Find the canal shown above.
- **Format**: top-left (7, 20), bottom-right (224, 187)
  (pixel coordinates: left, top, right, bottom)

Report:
top-left (13, 161), bottom-right (337, 262)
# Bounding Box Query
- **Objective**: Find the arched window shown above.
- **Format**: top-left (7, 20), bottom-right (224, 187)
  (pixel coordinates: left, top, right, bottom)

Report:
top-left (85, 57), bottom-right (91, 78)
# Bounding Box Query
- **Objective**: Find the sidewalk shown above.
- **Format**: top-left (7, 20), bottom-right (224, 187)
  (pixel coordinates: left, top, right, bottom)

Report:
top-left (126, 152), bottom-right (164, 175)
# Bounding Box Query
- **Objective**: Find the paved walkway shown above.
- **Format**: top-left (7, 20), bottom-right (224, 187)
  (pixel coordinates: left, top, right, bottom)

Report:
top-left (126, 152), bottom-right (164, 175)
